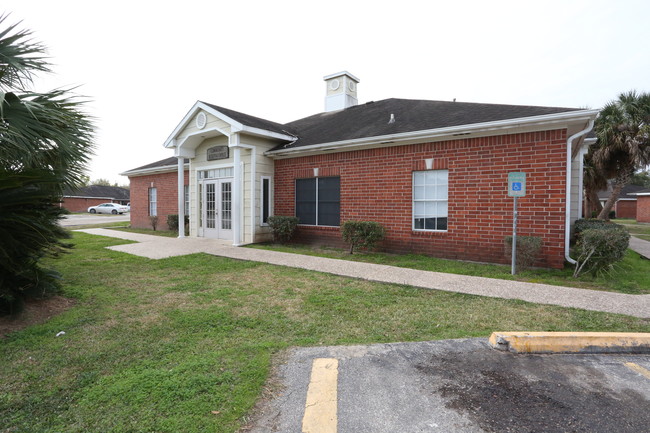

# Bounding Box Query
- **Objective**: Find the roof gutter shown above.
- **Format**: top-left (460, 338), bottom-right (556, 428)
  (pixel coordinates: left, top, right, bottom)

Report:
top-left (564, 119), bottom-right (595, 265)
top-left (266, 109), bottom-right (600, 157)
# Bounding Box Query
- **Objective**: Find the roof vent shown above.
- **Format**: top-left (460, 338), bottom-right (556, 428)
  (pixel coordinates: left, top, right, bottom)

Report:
top-left (388, 113), bottom-right (395, 124)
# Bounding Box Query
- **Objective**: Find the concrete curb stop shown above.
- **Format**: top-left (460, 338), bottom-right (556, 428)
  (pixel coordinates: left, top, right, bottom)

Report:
top-left (489, 332), bottom-right (650, 354)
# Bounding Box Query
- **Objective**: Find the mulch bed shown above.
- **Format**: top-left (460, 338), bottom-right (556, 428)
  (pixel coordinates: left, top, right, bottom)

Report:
top-left (0, 296), bottom-right (76, 339)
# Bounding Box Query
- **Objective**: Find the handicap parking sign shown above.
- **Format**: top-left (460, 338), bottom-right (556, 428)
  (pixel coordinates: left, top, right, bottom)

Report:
top-left (508, 173), bottom-right (526, 197)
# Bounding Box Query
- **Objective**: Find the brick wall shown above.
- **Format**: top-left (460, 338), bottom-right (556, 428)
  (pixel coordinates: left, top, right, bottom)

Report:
top-left (61, 197), bottom-right (114, 213)
top-left (275, 130), bottom-right (569, 268)
top-left (638, 196), bottom-right (650, 223)
top-left (129, 171), bottom-right (189, 229)
top-left (614, 200), bottom-right (636, 219)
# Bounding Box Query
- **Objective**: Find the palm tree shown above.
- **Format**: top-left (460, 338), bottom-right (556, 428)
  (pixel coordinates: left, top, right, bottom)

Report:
top-left (582, 149), bottom-right (606, 218)
top-left (0, 16), bottom-right (94, 314)
top-left (592, 91), bottom-right (650, 220)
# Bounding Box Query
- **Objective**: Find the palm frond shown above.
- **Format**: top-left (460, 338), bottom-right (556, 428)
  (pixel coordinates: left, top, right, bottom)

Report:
top-left (0, 14), bottom-right (50, 91)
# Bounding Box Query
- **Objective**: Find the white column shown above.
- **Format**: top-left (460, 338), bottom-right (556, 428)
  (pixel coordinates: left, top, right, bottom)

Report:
top-left (177, 156), bottom-right (185, 238)
top-left (249, 147), bottom-right (256, 242)
top-left (232, 135), bottom-right (242, 246)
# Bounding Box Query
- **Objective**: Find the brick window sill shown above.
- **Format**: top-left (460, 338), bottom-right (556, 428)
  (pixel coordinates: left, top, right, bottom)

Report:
top-left (298, 225), bottom-right (340, 231)
top-left (412, 230), bottom-right (449, 237)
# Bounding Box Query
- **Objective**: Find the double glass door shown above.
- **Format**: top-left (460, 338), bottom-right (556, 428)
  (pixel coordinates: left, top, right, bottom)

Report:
top-left (200, 179), bottom-right (233, 240)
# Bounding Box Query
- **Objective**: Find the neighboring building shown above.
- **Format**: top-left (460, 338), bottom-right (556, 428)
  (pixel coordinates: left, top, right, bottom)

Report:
top-left (633, 189), bottom-right (650, 223)
top-left (122, 71), bottom-right (599, 268)
top-left (61, 185), bottom-right (130, 212)
top-left (596, 183), bottom-right (647, 219)
top-left (121, 158), bottom-right (189, 230)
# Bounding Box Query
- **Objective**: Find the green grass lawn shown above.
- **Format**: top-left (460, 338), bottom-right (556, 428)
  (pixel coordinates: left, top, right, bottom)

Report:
top-left (2, 233), bottom-right (649, 433)
top-left (249, 243), bottom-right (650, 295)
top-left (616, 218), bottom-right (650, 241)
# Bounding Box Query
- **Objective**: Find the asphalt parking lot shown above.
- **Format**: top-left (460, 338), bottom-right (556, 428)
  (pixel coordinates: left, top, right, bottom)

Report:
top-left (247, 338), bottom-right (650, 433)
top-left (60, 213), bottom-right (130, 227)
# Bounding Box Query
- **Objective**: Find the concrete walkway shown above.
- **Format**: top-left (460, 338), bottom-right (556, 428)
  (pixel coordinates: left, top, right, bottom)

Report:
top-left (630, 236), bottom-right (650, 260)
top-left (76, 228), bottom-right (650, 319)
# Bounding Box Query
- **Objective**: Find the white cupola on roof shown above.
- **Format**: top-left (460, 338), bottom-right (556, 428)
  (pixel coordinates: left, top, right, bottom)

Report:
top-left (323, 71), bottom-right (360, 112)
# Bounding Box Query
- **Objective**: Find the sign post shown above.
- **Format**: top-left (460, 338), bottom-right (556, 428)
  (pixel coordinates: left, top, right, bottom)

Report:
top-left (507, 172), bottom-right (526, 275)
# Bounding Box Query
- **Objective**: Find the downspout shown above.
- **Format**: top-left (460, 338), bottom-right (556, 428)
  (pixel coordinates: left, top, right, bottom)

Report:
top-left (565, 119), bottom-right (594, 264)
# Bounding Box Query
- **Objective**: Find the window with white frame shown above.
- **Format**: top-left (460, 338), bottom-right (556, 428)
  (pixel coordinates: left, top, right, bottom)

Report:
top-left (261, 176), bottom-right (271, 225)
top-left (184, 185), bottom-right (190, 216)
top-left (413, 170), bottom-right (448, 231)
top-left (148, 187), bottom-right (157, 216)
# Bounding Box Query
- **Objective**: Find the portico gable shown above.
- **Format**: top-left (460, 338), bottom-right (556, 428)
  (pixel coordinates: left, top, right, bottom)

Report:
top-left (163, 101), bottom-right (294, 245)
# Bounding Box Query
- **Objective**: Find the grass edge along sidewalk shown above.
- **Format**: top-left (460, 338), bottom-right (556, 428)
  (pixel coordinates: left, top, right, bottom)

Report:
top-left (78, 228), bottom-right (650, 318)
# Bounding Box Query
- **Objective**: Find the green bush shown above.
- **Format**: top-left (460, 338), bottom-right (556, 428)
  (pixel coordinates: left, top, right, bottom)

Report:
top-left (573, 225), bottom-right (629, 277)
top-left (573, 218), bottom-right (611, 235)
top-left (573, 219), bottom-right (622, 243)
top-left (267, 216), bottom-right (299, 243)
top-left (167, 214), bottom-right (189, 234)
top-left (504, 236), bottom-right (542, 271)
top-left (341, 221), bottom-right (386, 254)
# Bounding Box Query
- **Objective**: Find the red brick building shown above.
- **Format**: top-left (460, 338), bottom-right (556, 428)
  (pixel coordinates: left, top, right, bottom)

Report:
top-left (121, 158), bottom-right (188, 230)
top-left (596, 183), bottom-right (647, 220)
top-left (636, 190), bottom-right (650, 223)
top-left (122, 72), bottom-right (599, 268)
top-left (61, 185), bottom-right (130, 212)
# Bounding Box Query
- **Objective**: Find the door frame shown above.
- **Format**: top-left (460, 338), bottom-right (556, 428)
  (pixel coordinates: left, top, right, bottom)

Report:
top-left (199, 178), bottom-right (233, 240)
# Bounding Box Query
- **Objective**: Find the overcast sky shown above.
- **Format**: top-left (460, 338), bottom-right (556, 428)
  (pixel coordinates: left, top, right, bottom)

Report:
top-left (4, 0), bottom-right (650, 184)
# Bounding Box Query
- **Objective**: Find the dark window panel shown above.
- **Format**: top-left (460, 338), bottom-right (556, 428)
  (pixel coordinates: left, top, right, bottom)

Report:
top-left (296, 178), bottom-right (317, 225)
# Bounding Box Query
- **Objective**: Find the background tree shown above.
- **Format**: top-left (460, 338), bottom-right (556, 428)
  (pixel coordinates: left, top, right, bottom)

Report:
top-left (0, 16), bottom-right (94, 314)
top-left (91, 178), bottom-right (115, 186)
top-left (631, 169), bottom-right (650, 188)
top-left (591, 91), bottom-right (650, 220)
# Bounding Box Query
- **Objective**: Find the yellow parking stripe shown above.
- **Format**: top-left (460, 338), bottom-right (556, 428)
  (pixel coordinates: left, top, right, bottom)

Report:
top-left (302, 358), bottom-right (338, 433)
top-left (625, 362), bottom-right (650, 380)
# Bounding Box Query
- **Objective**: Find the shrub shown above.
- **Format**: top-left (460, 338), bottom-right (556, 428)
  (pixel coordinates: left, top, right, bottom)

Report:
top-left (267, 216), bottom-right (299, 243)
top-left (573, 218), bottom-right (623, 242)
top-left (341, 221), bottom-right (386, 254)
top-left (574, 218), bottom-right (611, 235)
top-left (573, 224), bottom-right (629, 277)
top-left (167, 214), bottom-right (189, 234)
top-left (149, 215), bottom-right (159, 231)
top-left (504, 236), bottom-right (542, 271)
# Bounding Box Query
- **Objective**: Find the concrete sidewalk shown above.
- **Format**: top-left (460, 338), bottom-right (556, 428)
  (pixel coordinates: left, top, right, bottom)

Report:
top-left (76, 228), bottom-right (650, 319)
top-left (630, 236), bottom-right (650, 260)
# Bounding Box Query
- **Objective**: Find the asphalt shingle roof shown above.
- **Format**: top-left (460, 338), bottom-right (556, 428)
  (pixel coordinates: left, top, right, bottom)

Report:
top-left (274, 98), bottom-right (581, 150)
top-left (201, 102), bottom-right (293, 137)
top-left (597, 183), bottom-right (648, 200)
top-left (127, 157), bottom-right (188, 172)
top-left (125, 97), bottom-right (584, 172)
top-left (64, 185), bottom-right (130, 200)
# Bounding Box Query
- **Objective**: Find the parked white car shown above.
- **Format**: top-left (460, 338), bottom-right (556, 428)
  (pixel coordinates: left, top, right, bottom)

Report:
top-left (87, 203), bottom-right (129, 214)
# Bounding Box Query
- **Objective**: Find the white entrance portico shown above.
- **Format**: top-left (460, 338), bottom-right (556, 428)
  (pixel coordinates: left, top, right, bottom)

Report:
top-left (163, 102), bottom-right (294, 245)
